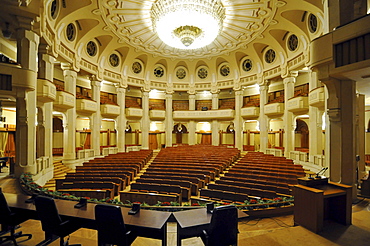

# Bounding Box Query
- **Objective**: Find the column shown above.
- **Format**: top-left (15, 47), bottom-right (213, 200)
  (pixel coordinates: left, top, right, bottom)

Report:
top-left (141, 91), bottom-right (150, 149)
top-left (116, 87), bottom-right (126, 152)
top-left (211, 93), bottom-right (219, 145)
top-left (308, 70), bottom-right (324, 163)
top-left (283, 74), bottom-right (296, 157)
top-left (189, 94), bottom-right (196, 111)
top-left (188, 94), bottom-right (196, 145)
top-left (37, 45), bottom-right (54, 166)
top-left (259, 82), bottom-right (270, 153)
top-left (62, 63), bottom-right (77, 160)
top-left (188, 121), bottom-right (196, 145)
top-left (165, 93), bottom-right (173, 147)
top-left (234, 90), bottom-right (243, 150)
top-left (14, 20), bottom-right (39, 177)
top-left (323, 78), bottom-right (356, 198)
top-left (90, 78), bottom-right (101, 156)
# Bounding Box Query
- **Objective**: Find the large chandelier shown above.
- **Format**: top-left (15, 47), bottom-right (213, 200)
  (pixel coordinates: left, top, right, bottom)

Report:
top-left (151, 0), bottom-right (225, 49)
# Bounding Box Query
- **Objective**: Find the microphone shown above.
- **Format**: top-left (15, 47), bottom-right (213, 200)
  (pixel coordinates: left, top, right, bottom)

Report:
top-left (315, 167), bottom-right (328, 178)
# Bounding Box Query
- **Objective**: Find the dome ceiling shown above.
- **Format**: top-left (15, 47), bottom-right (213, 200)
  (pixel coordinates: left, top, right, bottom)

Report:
top-left (99, 0), bottom-right (283, 59)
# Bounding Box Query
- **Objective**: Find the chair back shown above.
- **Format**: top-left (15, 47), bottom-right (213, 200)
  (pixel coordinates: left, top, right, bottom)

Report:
top-left (34, 196), bottom-right (63, 233)
top-left (207, 205), bottom-right (238, 245)
top-left (95, 204), bottom-right (128, 245)
top-left (0, 192), bottom-right (12, 222)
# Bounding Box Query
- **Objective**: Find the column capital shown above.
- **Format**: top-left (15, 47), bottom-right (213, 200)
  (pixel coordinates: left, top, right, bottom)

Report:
top-left (90, 78), bottom-right (101, 88)
top-left (235, 90), bottom-right (243, 96)
top-left (116, 87), bottom-right (126, 94)
top-left (259, 84), bottom-right (269, 92)
top-left (165, 93), bottom-right (173, 100)
top-left (283, 74), bottom-right (297, 85)
top-left (189, 94), bottom-right (196, 100)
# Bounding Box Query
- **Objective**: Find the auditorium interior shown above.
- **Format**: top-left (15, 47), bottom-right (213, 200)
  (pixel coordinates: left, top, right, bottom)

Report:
top-left (0, 0), bottom-right (370, 245)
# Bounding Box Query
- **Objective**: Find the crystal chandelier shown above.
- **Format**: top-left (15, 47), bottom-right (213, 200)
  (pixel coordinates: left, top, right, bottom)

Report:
top-left (151, 0), bottom-right (225, 49)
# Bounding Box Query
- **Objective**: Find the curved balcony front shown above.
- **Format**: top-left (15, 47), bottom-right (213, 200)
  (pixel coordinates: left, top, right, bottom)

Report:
top-left (287, 96), bottom-right (309, 114)
top-left (241, 106), bottom-right (260, 119)
top-left (101, 104), bottom-right (120, 118)
top-left (76, 98), bottom-right (97, 115)
top-left (149, 110), bottom-right (166, 120)
top-left (309, 87), bottom-right (325, 108)
top-left (264, 103), bottom-right (284, 117)
top-left (126, 107), bottom-right (143, 119)
top-left (37, 79), bottom-right (56, 103)
top-left (54, 91), bottom-right (75, 110)
top-left (173, 109), bottom-right (234, 121)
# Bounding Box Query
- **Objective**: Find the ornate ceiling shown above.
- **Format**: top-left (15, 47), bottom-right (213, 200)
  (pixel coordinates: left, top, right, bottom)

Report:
top-left (99, 0), bottom-right (281, 59)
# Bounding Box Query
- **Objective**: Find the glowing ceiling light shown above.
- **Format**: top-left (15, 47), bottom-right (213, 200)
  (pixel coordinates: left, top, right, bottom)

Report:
top-left (151, 0), bottom-right (225, 49)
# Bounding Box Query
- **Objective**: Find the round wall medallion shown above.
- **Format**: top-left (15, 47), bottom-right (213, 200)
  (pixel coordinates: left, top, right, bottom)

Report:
top-left (50, 0), bottom-right (58, 19)
top-left (308, 14), bottom-right (318, 33)
top-left (198, 68), bottom-right (208, 79)
top-left (66, 23), bottom-right (76, 42)
top-left (86, 41), bottom-right (97, 57)
top-left (265, 49), bottom-right (276, 63)
top-left (288, 34), bottom-right (298, 51)
top-left (132, 62), bottom-right (142, 74)
top-left (242, 59), bottom-right (253, 72)
top-left (154, 66), bottom-right (164, 78)
top-left (109, 54), bottom-right (120, 67)
top-left (220, 64), bottom-right (230, 77)
top-left (176, 68), bottom-right (186, 79)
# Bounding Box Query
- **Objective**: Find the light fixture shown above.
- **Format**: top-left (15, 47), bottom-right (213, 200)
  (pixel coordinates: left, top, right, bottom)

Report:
top-left (151, 0), bottom-right (225, 49)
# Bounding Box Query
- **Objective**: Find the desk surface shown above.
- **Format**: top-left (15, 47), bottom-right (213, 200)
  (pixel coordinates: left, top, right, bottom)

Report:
top-left (173, 208), bottom-right (248, 229)
top-left (4, 193), bottom-right (171, 230)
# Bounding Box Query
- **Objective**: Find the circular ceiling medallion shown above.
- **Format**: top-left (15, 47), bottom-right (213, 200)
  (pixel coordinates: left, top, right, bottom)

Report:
top-left (154, 66), bottom-right (164, 78)
top-left (66, 23), bottom-right (76, 42)
top-left (288, 34), bottom-right (299, 51)
top-left (109, 54), bottom-right (120, 67)
top-left (198, 67), bottom-right (208, 79)
top-left (220, 64), bottom-right (230, 77)
top-left (86, 41), bottom-right (97, 57)
top-left (265, 49), bottom-right (276, 63)
top-left (308, 14), bottom-right (318, 33)
top-left (176, 68), bottom-right (186, 79)
top-left (242, 59), bottom-right (253, 72)
top-left (132, 62), bottom-right (142, 74)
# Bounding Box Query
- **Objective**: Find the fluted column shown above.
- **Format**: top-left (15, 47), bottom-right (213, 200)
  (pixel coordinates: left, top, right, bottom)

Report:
top-left (141, 91), bottom-right (150, 149)
top-left (116, 87), bottom-right (126, 152)
top-left (62, 64), bottom-right (77, 160)
top-left (259, 82), bottom-right (270, 153)
top-left (90, 78), bottom-right (101, 156)
top-left (165, 93), bottom-right (174, 147)
top-left (234, 90), bottom-right (243, 150)
top-left (14, 21), bottom-right (39, 177)
top-left (283, 74), bottom-right (297, 157)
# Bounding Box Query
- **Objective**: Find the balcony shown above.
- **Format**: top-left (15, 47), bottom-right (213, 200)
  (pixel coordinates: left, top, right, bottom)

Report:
top-left (37, 79), bottom-right (56, 103)
top-left (309, 87), bottom-right (325, 108)
top-left (76, 98), bottom-right (97, 115)
top-left (287, 96), bottom-right (309, 114)
top-left (101, 104), bottom-right (120, 118)
top-left (126, 108), bottom-right (143, 118)
top-left (264, 103), bottom-right (284, 117)
top-left (173, 109), bottom-right (234, 120)
top-left (54, 91), bottom-right (75, 110)
top-left (241, 107), bottom-right (260, 119)
top-left (150, 110), bottom-right (166, 120)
